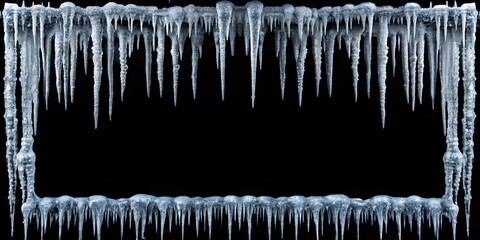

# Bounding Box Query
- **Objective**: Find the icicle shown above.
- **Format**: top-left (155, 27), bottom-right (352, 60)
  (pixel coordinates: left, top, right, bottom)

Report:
top-left (104, 3), bottom-right (119, 119)
top-left (191, 26), bottom-right (204, 100)
top-left (17, 33), bottom-right (37, 204)
top-left (144, 28), bottom-right (153, 98)
top-left (409, 30), bottom-right (418, 111)
top-left (461, 4), bottom-right (477, 235)
top-left (168, 29), bottom-right (180, 106)
top-left (54, 26), bottom-right (63, 104)
top-left (216, 1), bottom-right (234, 100)
top-left (69, 28), bottom-right (80, 103)
top-left (350, 26), bottom-right (362, 102)
top-left (224, 196), bottom-right (238, 240)
top-left (290, 25), bottom-right (308, 106)
top-left (57, 196), bottom-right (74, 240)
top-left (441, 30), bottom-right (465, 205)
top-left (363, 29), bottom-right (372, 99)
top-left (288, 196), bottom-right (306, 240)
top-left (282, 4), bottom-right (294, 38)
top-left (60, 2), bottom-right (75, 109)
top-left (245, 1), bottom-right (263, 108)
top-left (155, 197), bottom-right (172, 240)
top-left (400, 31), bottom-right (410, 103)
top-left (416, 23), bottom-right (426, 105)
top-left (178, 26), bottom-right (189, 61)
top-left (81, 30), bottom-right (90, 76)
top-left (32, 31), bottom-right (40, 136)
top-left (87, 7), bottom-right (104, 129)
top-left (311, 26), bottom-right (323, 97)
top-left (130, 194), bottom-right (153, 240)
top-left (229, 10), bottom-right (237, 56)
top-left (75, 197), bottom-right (88, 240)
top-left (156, 22), bottom-right (165, 98)
top-left (377, 11), bottom-right (391, 128)
top-left (2, 10), bottom-right (19, 236)
top-left (277, 28), bottom-right (288, 100)
top-left (325, 29), bottom-right (336, 97)
top-left (390, 32), bottom-right (397, 78)
top-left (88, 196), bottom-right (108, 240)
top-left (369, 196), bottom-right (392, 240)
top-left (426, 28), bottom-right (438, 109)
top-left (294, 6), bottom-right (311, 42)
top-left (168, 6), bottom-right (184, 40)
top-left (258, 197), bottom-right (273, 240)
top-left (193, 197), bottom-right (203, 237)
top-left (174, 196), bottom-right (192, 240)
top-left (391, 198), bottom-right (405, 240)
top-left (258, 28), bottom-right (266, 71)
top-left (117, 27), bottom-right (129, 101)
top-left (306, 197), bottom-right (323, 240)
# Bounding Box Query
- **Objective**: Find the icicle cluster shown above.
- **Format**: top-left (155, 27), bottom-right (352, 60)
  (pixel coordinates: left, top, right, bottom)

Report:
top-left (2, 1), bottom-right (478, 240)
top-left (20, 195), bottom-right (459, 240)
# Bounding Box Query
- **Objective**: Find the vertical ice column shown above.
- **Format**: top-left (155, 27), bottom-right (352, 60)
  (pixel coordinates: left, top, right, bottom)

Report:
top-left (16, 35), bottom-right (39, 240)
top-left (442, 30), bottom-right (464, 204)
top-left (245, 1), bottom-right (263, 107)
top-left (216, 1), bottom-right (234, 100)
top-left (461, 3), bottom-right (477, 236)
top-left (87, 7), bottom-right (104, 129)
top-left (2, 4), bottom-right (19, 236)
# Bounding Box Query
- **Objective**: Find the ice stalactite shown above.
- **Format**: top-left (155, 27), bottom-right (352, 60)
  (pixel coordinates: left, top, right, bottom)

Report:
top-left (349, 26), bottom-right (362, 102)
top-left (216, 1), bottom-right (234, 101)
top-left (461, 4), bottom-right (477, 236)
top-left (325, 28), bottom-right (336, 97)
top-left (416, 22), bottom-right (426, 105)
top-left (290, 25), bottom-right (308, 106)
top-left (442, 30), bottom-right (464, 206)
top-left (376, 8), bottom-right (390, 128)
top-left (246, 1), bottom-right (263, 107)
top-left (3, 4), bottom-right (19, 236)
top-left (88, 7), bottom-right (104, 129)
top-left (276, 28), bottom-right (288, 100)
top-left (311, 24), bottom-right (323, 98)
top-left (1, 2), bottom-right (478, 240)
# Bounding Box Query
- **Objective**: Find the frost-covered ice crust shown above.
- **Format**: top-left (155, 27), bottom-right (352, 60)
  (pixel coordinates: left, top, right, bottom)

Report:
top-left (1, 1), bottom-right (478, 240)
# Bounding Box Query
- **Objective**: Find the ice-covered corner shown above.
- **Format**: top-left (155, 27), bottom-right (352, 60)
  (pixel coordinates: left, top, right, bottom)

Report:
top-left (1, 1), bottom-right (478, 240)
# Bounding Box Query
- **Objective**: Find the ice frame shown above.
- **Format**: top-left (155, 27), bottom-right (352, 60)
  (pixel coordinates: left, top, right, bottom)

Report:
top-left (2, 1), bottom-right (478, 240)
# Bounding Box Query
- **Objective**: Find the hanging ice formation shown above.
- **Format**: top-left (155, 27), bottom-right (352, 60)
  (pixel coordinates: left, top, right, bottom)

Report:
top-left (2, 1), bottom-right (478, 240)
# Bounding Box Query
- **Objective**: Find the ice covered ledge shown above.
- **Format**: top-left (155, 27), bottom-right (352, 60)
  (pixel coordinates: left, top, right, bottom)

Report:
top-left (2, 1), bottom-right (478, 240)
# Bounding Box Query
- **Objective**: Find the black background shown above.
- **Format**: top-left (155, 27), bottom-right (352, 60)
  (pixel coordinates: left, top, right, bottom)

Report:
top-left (0, 0), bottom-right (478, 239)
